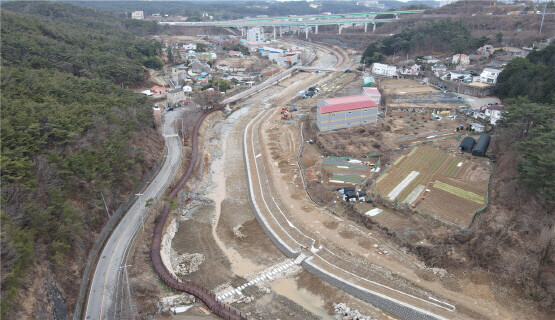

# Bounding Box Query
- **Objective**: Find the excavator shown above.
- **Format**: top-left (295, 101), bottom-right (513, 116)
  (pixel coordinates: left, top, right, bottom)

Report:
top-left (281, 112), bottom-right (293, 120)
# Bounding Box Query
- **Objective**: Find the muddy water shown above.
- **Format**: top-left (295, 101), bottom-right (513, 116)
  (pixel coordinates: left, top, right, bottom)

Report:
top-left (271, 277), bottom-right (333, 319)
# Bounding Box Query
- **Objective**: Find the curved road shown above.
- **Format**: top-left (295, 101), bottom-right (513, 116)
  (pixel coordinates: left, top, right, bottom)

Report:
top-left (85, 110), bottom-right (183, 320)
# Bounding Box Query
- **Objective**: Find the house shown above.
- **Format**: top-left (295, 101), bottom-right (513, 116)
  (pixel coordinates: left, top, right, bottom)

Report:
top-left (229, 50), bottom-right (243, 57)
top-left (316, 95), bottom-right (378, 132)
top-left (484, 105), bottom-right (503, 125)
top-left (452, 54), bottom-right (470, 65)
top-left (473, 45), bottom-right (496, 59)
top-left (432, 63), bottom-right (448, 77)
top-left (167, 88), bottom-right (187, 105)
top-left (196, 52), bottom-right (217, 61)
top-left (187, 50), bottom-right (197, 59)
top-left (424, 56), bottom-right (440, 64)
top-left (480, 68), bottom-right (501, 84)
top-left (131, 11), bottom-right (144, 20)
top-left (190, 61), bottom-right (210, 74)
top-left (400, 64), bottom-right (420, 75)
top-left (470, 123), bottom-right (486, 133)
top-left (371, 63), bottom-right (397, 77)
top-left (449, 70), bottom-right (473, 82)
top-left (246, 27), bottom-right (265, 43)
top-left (182, 43), bottom-right (197, 50)
top-left (362, 87), bottom-right (381, 106)
top-left (150, 86), bottom-right (166, 97)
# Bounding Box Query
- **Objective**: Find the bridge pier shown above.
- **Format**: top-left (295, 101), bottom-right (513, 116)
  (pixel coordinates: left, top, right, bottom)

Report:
top-left (395, 14), bottom-right (399, 19)
top-left (241, 28), bottom-right (244, 36)
top-left (279, 26), bottom-right (282, 37)
top-left (373, 23), bottom-right (376, 32)
top-left (338, 25), bottom-right (342, 35)
top-left (273, 26), bottom-right (276, 40)
top-left (305, 27), bottom-right (309, 39)
top-left (364, 23), bottom-right (367, 32)
top-left (315, 25), bottom-right (318, 34)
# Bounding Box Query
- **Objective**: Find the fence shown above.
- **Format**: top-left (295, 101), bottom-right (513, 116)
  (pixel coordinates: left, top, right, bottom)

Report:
top-left (150, 108), bottom-right (247, 320)
top-left (73, 145), bottom-right (167, 320)
top-left (468, 162), bottom-right (493, 229)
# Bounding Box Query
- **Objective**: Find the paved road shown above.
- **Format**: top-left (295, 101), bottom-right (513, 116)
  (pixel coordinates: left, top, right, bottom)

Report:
top-left (85, 110), bottom-right (184, 320)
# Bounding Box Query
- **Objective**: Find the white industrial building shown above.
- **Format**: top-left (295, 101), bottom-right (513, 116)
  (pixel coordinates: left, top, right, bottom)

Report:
top-left (480, 68), bottom-right (501, 84)
top-left (131, 11), bottom-right (144, 20)
top-left (362, 87), bottom-right (381, 106)
top-left (246, 27), bottom-right (265, 43)
top-left (372, 63), bottom-right (397, 77)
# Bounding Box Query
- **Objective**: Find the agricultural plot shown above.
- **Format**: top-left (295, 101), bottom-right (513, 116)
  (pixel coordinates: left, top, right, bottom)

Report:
top-left (322, 157), bottom-right (373, 187)
top-left (375, 146), bottom-right (490, 226)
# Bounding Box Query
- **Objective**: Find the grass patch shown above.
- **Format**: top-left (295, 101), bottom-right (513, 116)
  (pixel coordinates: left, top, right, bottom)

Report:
top-left (407, 146), bottom-right (419, 157)
top-left (393, 155), bottom-right (406, 166)
top-left (376, 172), bottom-right (388, 183)
top-left (433, 180), bottom-right (484, 204)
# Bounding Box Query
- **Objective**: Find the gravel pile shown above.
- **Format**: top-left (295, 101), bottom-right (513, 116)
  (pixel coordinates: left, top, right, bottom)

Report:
top-left (333, 303), bottom-right (374, 320)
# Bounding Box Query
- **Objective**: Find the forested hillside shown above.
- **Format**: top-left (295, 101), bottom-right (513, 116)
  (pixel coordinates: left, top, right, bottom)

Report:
top-left (496, 43), bottom-right (555, 104)
top-left (1, 1), bottom-right (163, 85)
top-left (362, 19), bottom-right (489, 64)
top-left (0, 2), bottom-right (164, 318)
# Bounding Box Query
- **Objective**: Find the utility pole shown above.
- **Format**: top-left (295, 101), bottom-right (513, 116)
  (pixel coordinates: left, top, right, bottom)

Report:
top-left (101, 191), bottom-right (111, 218)
top-left (539, 2), bottom-right (547, 36)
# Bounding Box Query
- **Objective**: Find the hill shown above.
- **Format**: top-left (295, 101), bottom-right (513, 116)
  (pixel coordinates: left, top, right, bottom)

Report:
top-left (1, 1), bottom-right (163, 85)
top-left (0, 2), bottom-right (164, 318)
top-left (496, 43), bottom-right (555, 104)
top-left (361, 18), bottom-right (490, 64)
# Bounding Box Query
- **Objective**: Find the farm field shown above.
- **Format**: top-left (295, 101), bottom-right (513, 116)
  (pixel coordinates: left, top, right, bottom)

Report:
top-left (375, 145), bottom-right (490, 226)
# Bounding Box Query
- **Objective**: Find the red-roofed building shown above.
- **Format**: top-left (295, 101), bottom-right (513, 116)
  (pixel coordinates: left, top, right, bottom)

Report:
top-left (150, 86), bottom-right (166, 97)
top-left (317, 95), bottom-right (378, 131)
top-left (229, 50), bottom-right (243, 57)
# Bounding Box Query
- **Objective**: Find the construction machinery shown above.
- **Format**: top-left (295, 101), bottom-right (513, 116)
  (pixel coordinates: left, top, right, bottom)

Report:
top-left (281, 112), bottom-right (293, 120)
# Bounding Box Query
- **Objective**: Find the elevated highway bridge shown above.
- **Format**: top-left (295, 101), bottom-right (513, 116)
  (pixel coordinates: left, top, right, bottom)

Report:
top-left (160, 10), bottom-right (424, 35)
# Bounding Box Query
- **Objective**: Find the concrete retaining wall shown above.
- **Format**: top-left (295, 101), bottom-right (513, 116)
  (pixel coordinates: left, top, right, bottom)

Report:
top-left (301, 258), bottom-right (446, 320)
top-left (428, 74), bottom-right (494, 97)
top-left (242, 112), bottom-right (300, 259)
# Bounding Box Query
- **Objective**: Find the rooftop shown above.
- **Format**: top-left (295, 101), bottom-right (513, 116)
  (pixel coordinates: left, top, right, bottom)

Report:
top-left (319, 98), bottom-right (377, 114)
top-left (363, 87), bottom-right (380, 95)
top-left (323, 94), bottom-right (375, 105)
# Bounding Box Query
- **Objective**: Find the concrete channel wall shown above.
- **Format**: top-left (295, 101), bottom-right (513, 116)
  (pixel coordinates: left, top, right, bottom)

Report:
top-left (243, 113), bottom-right (301, 259)
top-left (242, 110), bottom-right (448, 320)
top-left (301, 258), bottom-right (447, 320)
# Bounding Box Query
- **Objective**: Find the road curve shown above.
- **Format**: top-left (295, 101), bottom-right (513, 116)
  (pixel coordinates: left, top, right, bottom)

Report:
top-left (84, 110), bottom-right (184, 320)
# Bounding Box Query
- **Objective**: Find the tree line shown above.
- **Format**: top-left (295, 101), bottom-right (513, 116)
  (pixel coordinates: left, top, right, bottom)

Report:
top-left (1, 2), bottom-right (164, 85)
top-left (362, 19), bottom-right (490, 65)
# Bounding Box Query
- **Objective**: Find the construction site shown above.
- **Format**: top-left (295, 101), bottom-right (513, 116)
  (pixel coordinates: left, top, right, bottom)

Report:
top-left (113, 32), bottom-right (548, 320)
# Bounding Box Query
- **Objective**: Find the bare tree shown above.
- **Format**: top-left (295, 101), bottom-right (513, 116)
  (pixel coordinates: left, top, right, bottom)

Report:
top-left (535, 224), bottom-right (555, 293)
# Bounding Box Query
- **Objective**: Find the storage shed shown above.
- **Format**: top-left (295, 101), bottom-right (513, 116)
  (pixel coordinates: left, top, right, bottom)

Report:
top-left (363, 76), bottom-right (375, 87)
top-left (472, 134), bottom-right (491, 157)
top-left (459, 137), bottom-right (476, 153)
